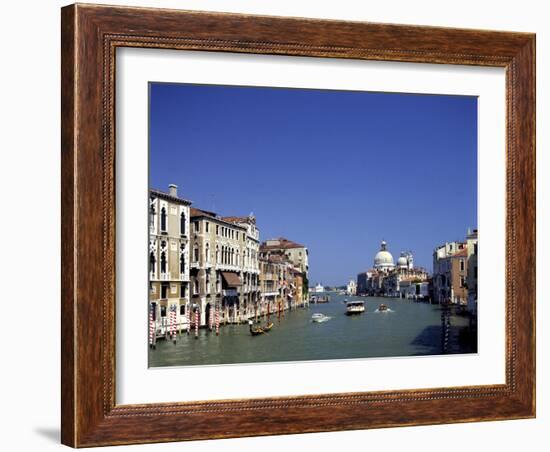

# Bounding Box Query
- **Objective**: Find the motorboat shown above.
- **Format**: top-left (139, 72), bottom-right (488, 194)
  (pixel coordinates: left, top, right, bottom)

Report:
top-left (378, 303), bottom-right (389, 312)
top-left (311, 313), bottom-right (331, 323)
top-left (346, 300), bottom-right (365, 315)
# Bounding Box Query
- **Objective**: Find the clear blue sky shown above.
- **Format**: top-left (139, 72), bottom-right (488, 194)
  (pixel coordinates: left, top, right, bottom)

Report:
top-left (149, 82), bottom-right (477, 286)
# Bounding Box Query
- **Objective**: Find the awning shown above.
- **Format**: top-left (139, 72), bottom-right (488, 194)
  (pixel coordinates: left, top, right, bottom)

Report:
top-left (221, 271), bottom-right (242, 287)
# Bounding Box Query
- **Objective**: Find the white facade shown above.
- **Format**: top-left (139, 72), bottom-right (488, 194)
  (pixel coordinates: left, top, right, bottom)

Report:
top-left (346, 279), bottom-right (357, 295)
top-left (149, 185), bottom-right (192, 340)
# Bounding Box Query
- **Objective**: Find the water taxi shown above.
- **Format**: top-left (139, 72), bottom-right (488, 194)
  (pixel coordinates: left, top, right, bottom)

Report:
top-left (345, 300), bottom-right (365, 315)
top-left (311, 313), bottom-right (331, 323)
top-left (378, 303), bottom-right (388, 312)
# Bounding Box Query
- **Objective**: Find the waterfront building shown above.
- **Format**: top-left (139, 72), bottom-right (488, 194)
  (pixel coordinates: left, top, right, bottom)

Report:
top-left (258, 252), bottom-right (291, 317)
top-left (189, 208), bottom-right (261, 326)
top-left (222, 215), bottom-right (261, 318)
top-left (260, 237), bottom-right (309, 276)
top-left (149, 184), bottom-right (192, 337)
top-left (433, 239), bottom-right (469, 305)
top-left (356, 271), bottom-right (373, 296)
top-left (356, 241), bottom-right (429, 298)
top-left (289, 267), bottom-right (306, 308)
top-left (466, 228), bottom-right (479, 315)
top-left (346, 279), bottom-right (357, 296)
top-left (398, 280), bottom-right (431, 300)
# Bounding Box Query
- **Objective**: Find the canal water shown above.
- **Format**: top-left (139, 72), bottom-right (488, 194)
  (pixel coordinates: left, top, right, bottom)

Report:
top-left (148, 293), bottom-right (477, 368)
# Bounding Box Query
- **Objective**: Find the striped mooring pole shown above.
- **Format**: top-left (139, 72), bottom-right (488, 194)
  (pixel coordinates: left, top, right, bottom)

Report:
top-left (215, 304), bottom-right (220, 336)
top-left (186, 303), bottom-right (191, 335)
top-left (209, 304), bottom-right (214, 331)
top-left (195, 309), bottom-right (199, 338)
top-left (148, 303), bottom-right (156, 349)
top-left (170, 305), bottom-right (177, 344)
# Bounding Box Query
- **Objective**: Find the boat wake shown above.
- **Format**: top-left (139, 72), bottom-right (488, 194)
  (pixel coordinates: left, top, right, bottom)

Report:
top-left (374, 308), bottom-right (395, 313)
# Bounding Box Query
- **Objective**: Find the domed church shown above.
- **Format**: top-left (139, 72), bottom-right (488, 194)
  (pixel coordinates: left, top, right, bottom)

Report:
top-left (374, 240), bottom-right (395, 271)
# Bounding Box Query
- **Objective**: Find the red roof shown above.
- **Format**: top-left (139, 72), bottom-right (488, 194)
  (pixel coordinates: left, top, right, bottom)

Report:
top-left (222, 216), bottom-right (256, 225)
top-left (261, 237), bottom-right (305, 250)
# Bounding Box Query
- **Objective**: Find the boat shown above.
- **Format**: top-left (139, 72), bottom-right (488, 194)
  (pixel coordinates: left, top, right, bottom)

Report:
top-left (346, 300), bottom-right (365, 315)
top-left (248, 320), bottom-right (265, 336)
top-left (378, 303), bottom-right (388, 312)
top-left (262, 322), bottom-right (274, 332)
top-left (311, 313), bottom-right (331, 323)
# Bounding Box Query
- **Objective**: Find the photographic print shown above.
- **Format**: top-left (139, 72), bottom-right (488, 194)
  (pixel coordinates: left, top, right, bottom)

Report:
top-left (147, 82), bottom-right (478, 367)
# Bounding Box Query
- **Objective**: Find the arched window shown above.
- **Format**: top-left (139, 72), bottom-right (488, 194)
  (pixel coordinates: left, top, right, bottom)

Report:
top-left (205, 243), bottom-right (210, 263)
top-left (160, 251), bottom-right (166, 274)
top-left (180, 211), bottom-right (186, 235)
top-left (160, 207), bottom-right (167, 232)
top-left (149, 199), bottom-right (156, 231)
top-left (149, 252), bottom-right (156, 274)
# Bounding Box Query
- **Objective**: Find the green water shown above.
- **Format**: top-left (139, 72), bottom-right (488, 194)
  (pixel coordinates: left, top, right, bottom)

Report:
top-left (148, 293), bottom-right (476, 367)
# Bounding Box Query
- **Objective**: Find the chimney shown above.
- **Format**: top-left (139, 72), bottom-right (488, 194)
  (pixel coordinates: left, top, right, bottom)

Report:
top-left (168, 184), bottom-right (178, 197)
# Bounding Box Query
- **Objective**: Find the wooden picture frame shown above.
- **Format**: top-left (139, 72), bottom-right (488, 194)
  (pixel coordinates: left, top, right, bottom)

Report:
top-left (61, 3), bottom-right (535, 447)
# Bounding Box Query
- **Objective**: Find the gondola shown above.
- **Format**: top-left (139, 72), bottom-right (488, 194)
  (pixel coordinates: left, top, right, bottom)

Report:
top-left (248, 320), bottom-right (265, 336)
top-left (262, 322), bottom-right (274, 332)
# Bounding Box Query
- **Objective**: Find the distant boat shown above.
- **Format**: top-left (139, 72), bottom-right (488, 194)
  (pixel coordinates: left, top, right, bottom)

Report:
top-left (311, 313), bottom-right (331, 323)
top-left (262, 322), bottom-right (274, 332)
top-left (346, 300), bottom-right (365, 315)
top-left (378, 303), bottom-right (389, 312)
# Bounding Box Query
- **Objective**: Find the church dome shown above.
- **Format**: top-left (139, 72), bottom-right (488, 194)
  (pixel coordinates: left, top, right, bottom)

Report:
top-left (374, 240), bottom-right (394, 269)
top-left (397, 256), bottom-right (408, 267)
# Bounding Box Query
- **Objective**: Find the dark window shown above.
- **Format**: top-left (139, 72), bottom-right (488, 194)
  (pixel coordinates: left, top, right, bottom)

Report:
top-left (460, 259), bottom-right (465, 271)
top-left (160, 251), bottom-right (167, 274)
top-left (149, 252), bottom-right (156, 273)
top-left (193, 246), bottom-right (199, 262)
top-left (180, 304), bottom-right (185, 315)
top-left (180, 212), bottom-right (186, 235)
top-left (160, 207), bottom-right (167, 232)
top-left (205, 222), bottom-right (209, 233)
top-left (180, 283), bottom-right (186, 298)
top-left (180, 254), bottom-right (185, 273)
top-left (161, 284), bottom-right (168, 299)
top-left (474, 243), bottom-right (478, 254)
top-left (194, 222), bottom-right (199, 232)
top-left (216, 225), bottom-right (219, 235)
top-left (160, 305), bottom-right (167, 317)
